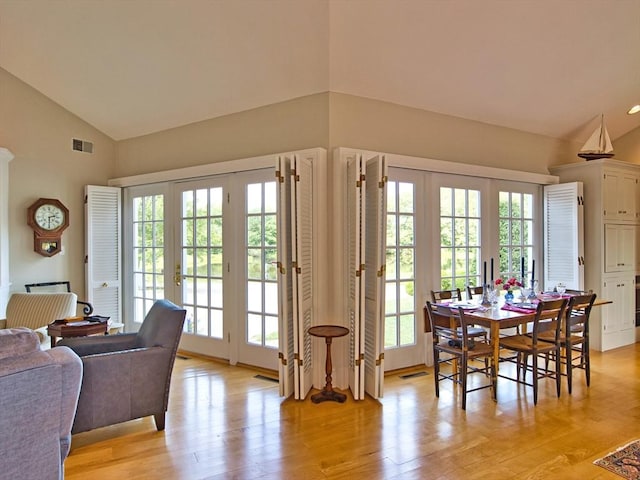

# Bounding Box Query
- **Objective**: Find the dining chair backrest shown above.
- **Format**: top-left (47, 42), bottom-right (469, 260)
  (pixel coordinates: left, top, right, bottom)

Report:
top-left (565, 288), bottom-right (594, 295)
top-left (431, 288), bottom-right (462, 303)
top-left (564, 293), bottom-right (596, 338)
top-left (427, 303), bottom-right (482, 352)
top-left (425, 302), bottom-right (462, 344)
top-left (530, 298), bottom-right (569, 344)
top-left (466, 285), bottom-right (483, 301)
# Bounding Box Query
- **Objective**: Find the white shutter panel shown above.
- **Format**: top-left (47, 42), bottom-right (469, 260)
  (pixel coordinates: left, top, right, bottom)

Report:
top-left (347, 154), bottom-right (366, 400)
top-left (364, 155), bottom-right (387, 399)
top-left (85, 185), bottom-right (122, 324)
top-left (276, 156), bottom-right (295, 397)
top-left (291, 154), bottom-right (314, 400)
top-left (543, 182), bottom-right (584, 291)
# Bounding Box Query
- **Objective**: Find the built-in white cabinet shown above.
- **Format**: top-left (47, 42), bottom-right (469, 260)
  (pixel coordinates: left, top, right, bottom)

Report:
top-left (550, 159), bottom-right (639, 351)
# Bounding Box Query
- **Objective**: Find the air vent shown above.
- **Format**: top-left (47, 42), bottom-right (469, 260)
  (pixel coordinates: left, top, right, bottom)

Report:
top-left (72, 138), bottom-right (93, 153)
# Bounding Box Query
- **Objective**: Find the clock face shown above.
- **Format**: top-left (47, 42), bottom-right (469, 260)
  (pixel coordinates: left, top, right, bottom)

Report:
top-left (34, 204), bottom-right (65, 231)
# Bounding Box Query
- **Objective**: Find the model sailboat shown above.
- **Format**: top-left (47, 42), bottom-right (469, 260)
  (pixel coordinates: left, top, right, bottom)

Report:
top-left (578, 114), bottom-right (614, 160)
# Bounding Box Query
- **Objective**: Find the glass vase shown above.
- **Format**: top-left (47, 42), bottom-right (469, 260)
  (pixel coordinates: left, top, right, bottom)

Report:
top-left (505, 290), bottom-right (514, 303)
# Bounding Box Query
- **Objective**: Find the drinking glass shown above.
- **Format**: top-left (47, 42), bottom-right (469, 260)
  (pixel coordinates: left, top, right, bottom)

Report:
top-left (488, 286), bottom-right (498, 307)
top-left (528, 280), bottom-right (538, 301)
top-left (556, 282), bottom-right (566, 295)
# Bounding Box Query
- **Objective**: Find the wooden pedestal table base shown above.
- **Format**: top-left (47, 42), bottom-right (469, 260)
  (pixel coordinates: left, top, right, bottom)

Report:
top-left (308, 325), bottom-right (349, 403)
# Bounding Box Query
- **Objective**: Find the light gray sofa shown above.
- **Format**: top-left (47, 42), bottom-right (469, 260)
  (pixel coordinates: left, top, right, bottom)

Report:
top-left (0, 327), bottom-right (82, 480)
top-left (58, 299), bottom-right (186, 434)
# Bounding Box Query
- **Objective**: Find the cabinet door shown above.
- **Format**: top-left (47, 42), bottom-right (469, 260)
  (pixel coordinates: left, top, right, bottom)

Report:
top-left (620, 174), bottom-right (637, 221)
top-left (604, 224), bottom-right (635, 272)
top-left (620, 279), bottom-right (636, 331)
top-left (603, 170), bottom-right (637, 221)
top-left (601, 274), bottom-right (635, 350)
top-left (636, 225), bottom-right (640, 272)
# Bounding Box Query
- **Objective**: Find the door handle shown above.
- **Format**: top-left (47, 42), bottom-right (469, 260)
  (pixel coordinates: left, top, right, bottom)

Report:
top-left (174, 263), bottom-right (182, 286)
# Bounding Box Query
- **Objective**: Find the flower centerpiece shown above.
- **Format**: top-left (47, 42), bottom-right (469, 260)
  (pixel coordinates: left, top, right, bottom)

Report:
top-left (494, 277), bottom-right (522, 303)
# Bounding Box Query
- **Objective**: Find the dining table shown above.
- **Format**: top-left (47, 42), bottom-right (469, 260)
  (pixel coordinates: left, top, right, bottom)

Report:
top-left (435, 293), bottom-right (612, 378)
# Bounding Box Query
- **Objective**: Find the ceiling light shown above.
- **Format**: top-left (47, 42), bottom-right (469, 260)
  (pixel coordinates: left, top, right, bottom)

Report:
top-left (628, 105), bottom-right (640, 115)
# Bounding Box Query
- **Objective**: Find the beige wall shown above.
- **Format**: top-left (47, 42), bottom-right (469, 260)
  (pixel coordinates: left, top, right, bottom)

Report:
top-left (0, 68), bottom-right (116, 298)
top-left (328, 92), bottom-right (583, 173)
top-left (115, 93), bottom-right (330, 177)
top-left (614, 125), bottom-right (640, 164)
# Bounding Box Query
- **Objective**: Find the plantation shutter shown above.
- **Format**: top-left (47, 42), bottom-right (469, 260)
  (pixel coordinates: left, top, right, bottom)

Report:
top-left (364, 155), bottom-right (387, 399)
top-left (276, 156), bottom-right (295, 397)
top-left (291, 154), bottom-right (314, 400)
top-left (543, 182), bottom-right (584, 291)
top-left (85, 185), bottom-right (122, 324)
top-left (347, 154), bottom-right (366, 400)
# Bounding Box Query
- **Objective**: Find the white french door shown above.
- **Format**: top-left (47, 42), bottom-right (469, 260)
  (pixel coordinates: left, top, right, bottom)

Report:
top-left (173, 176), bottom-right (230, 359)
top-left (237, 171), bottom-right (280, 369)
top-left (123, 169), bottom-right (279, 369)
top-left (383, 168), bottom-right (425, 371)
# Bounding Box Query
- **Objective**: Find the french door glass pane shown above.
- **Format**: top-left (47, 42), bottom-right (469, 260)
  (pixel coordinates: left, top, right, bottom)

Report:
top-left (499, 191), bottom-right (534, 282)
top-left (132, 194), bottom-right (164, 324)
top-left (181, 187), bottom-right (223, 338)
top-left (245, 181), bottom-right (278, 348)
top-left (385, 181), bottom-right (416, 349)
top-left (440, 187), bottom-right (481, 289)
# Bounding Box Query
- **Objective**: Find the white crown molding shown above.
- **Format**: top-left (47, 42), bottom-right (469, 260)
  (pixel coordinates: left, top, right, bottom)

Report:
top-left (0, 148), bottom-right (14, 163)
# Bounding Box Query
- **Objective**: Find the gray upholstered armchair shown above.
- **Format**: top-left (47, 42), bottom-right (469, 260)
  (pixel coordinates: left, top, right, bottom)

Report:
top-left (0, 327), bottom-right (82, 480)
top-left (57, 299), bottom-right (186, 434)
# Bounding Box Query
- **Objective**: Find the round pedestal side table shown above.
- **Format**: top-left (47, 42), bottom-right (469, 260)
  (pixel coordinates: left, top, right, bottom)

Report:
top-left (308, 324), bottom-right (349, 403)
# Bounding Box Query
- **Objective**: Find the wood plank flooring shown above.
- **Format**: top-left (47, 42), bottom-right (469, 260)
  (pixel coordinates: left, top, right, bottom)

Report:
top-left (65, 343), bottom-right (640, 479)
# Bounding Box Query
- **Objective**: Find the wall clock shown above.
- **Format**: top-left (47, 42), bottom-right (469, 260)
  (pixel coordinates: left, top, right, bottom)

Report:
top-left (27, 198), bottom-right (69, 257)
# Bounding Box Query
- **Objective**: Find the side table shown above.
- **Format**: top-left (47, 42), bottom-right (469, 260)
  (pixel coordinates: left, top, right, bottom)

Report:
top-left (308, 324), bottom-right (349, 403)
top-left (47, 319), bottom-right (109, 347)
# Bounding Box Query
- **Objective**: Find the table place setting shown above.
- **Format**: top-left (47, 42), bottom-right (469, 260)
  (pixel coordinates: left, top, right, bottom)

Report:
top-left (432, 300), bottom-right (483, 312)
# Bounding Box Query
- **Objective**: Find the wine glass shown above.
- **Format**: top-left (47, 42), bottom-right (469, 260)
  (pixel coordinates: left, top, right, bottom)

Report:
top-left (488, 286), bottom-right (498, 307)
top-left (556, 282), bottom-right (566, 295)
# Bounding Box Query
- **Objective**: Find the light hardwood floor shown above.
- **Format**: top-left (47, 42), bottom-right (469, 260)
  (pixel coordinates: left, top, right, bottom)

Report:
top-left (65, 343), bottom-right (640, 479)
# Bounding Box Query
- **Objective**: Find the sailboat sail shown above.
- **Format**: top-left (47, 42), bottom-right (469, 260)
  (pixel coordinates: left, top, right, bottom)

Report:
top-left (578, 115), bottom-right (614, 160)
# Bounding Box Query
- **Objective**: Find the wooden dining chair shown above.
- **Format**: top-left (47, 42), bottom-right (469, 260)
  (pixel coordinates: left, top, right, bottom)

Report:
top-left (466, 285), bottom-right (484, 301)
top-left (431, 288), bottom-right (463, 303)
top-left (498, 297), bottom-right (568, 405)
top-left (429, 288), bottom-right (488, 343)
top-left (539, 293), bottom-right (596, 394)
top-left (425, 302), bottom-right (496, 410)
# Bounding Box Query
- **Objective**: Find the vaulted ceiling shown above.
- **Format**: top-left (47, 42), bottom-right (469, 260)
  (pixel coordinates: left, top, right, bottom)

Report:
top-left (1, 0), bottom-right (639, 143)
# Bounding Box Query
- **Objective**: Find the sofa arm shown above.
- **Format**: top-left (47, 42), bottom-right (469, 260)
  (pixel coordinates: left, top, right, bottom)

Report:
top-left (57, 333), bottom-right (138, 356)
top-left (45, 346), bottom-right (82, 461)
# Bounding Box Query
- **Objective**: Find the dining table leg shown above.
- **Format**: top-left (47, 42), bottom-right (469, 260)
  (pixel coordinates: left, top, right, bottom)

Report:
top-left (491, 322), bottom-right (501, 376)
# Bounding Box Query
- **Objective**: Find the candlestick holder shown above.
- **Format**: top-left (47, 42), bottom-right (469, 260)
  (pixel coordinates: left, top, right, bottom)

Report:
top-left (527, 279), bottom-right (538, 301)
